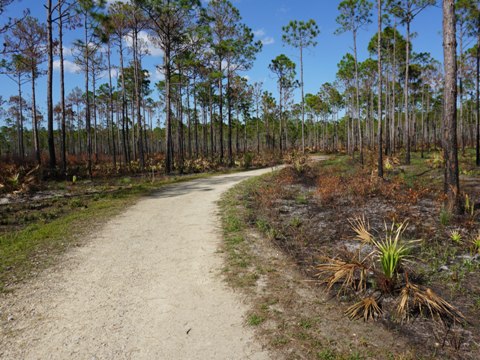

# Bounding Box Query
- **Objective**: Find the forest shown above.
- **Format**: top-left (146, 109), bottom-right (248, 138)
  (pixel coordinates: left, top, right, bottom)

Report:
top-left (0, 0), bottom-right (475, 184)
top-left (1, 0), bottom-right (480, 359)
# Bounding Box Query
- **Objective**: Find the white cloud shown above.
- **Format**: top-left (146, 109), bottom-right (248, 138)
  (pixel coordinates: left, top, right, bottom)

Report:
top-left (261, 37), bottom-right (275, 45)
top-left (253, 29), bottom-right (274, 46)
top-left (100, 68), bottom-right (119, 79)
top-left (124, 31), bottom-right (163, 57)
top-left (153, 67), bottom-right (165, 81)
top-left (253, 29), bottom-right (265, 37)
top-left (53, 59), bottom-right (80, 73)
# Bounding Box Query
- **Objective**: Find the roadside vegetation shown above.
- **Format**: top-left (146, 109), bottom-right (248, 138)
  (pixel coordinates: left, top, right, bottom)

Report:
top-left (0, 154), bottom-right (279, 293)
top-left (221, 152), bottom-right (480, 359)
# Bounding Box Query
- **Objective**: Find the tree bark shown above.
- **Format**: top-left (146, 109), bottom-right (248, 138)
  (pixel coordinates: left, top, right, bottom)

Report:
top-left (47, 0), bottom-right (56, 170)
top-left (442, 0), bottom-right (460, 213)
top-left (59, 1), bottom-right (67, 174)
top-left (377, 0), bottom-right (383, 178)
top-left (405, 20), bottom-right (411, 165)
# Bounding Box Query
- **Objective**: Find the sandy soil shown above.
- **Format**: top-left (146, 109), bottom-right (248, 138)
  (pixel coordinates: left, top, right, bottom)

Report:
top-left (0, 168), bottom-right (279, 360)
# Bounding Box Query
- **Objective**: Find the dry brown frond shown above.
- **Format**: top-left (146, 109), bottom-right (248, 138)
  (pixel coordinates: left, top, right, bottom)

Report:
top-left (316, 256), bottom-right (369, 294)
top-left (349, 216), bottom-right (374, 244)
top-left (397, 282), bottom-right (466, 324)
top-left (345, 297), bottom-right (383, 321)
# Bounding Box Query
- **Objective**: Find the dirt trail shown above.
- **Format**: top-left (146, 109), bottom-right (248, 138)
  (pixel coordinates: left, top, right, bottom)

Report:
top-left (0, 168), bottom-right (279, 360)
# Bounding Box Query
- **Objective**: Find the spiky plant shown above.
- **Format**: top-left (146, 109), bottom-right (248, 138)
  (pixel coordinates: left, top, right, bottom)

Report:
top-left (316, 256), bottom-right (370, 294)
top-left (472, 232), bottom-right (480, 254)
top-left (371, 221), bottom-right (413, 283)
top-left (450, 230), bottom-right (462, 244)
top-left (345, 296), bottom-right (383, 321)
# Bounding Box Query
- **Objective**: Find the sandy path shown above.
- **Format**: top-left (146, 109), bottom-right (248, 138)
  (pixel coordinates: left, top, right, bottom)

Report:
top-left (0, 168), bottom-right (278, 360)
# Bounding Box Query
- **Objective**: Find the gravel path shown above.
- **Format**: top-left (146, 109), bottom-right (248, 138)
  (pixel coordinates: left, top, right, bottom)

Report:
top-left (0, 168), bottom-right (277, 360)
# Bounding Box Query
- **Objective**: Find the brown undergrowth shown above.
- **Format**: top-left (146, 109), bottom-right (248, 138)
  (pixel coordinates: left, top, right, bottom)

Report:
top-left (241, 153), bottom-right (480, 359)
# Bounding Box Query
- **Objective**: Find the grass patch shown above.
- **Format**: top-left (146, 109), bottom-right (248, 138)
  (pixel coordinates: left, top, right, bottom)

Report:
top-left (0, 170), bottom-right (233, 293)
top-left (247, 313), bottom-right (265, 326)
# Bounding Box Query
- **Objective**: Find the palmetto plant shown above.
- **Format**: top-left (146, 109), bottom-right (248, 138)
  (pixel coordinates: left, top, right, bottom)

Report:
top-left (316, 216), bottom-right (466, 326)
top-left (472, 232), bottom-right (480, 254)
top-left (450, 230), bottom-right (462, 244)
top-left (371, 221), bottom-right (413, 282)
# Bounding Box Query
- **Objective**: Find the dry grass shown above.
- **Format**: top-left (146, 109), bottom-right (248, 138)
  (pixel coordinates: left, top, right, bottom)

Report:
top-left (345, 297), bottom-right (383, 321)
top-left (397, 281), bottom-right (466, 325)
top-left (316, 256), bottom-right (370, 293)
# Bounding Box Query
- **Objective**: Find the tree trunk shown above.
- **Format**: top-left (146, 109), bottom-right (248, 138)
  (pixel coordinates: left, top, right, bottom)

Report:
top-left (300, 46), bottom-right (305, 153)
top-left (377, 0), bottom-right (383, 177)
top-left (476, 25), bottom-right (480, 166)
top-left (107, 40), bottom-right (117, 170)
top-left (227, 70), bottom-right (233, 166)
top-left (353, 29), bottom-right (363, 164)
top-left (218, 62), bottom-right (224, 163)
top-left (59, 1), bottom-right (67, 174)
top-left (84, 15), bottom-right (92, 178)
top-left (442, 0), bottom-right (460, 213)
top-left (31, 68), bottom-right (41, 165)
top-left (17, 74), bottom-right (25, 162)
top-left (405, 20), bottom-right (411, 165)
top-left (47, 0), bottom-right (56, 170)
top-left (133, 27), bottom-right (144, 169)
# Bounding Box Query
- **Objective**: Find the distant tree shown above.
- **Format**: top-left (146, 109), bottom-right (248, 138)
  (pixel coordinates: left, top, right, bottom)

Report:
top-left (0, 55), bottom-right (29, 161)
top-left (109, 1), bottom-right (132, 165)
top-left (336, 0), bottom-right (373, 164)
top-left (282, 19), bottom-right (320, 153)
top-left (269, 54), bottom-right (296, 153)
top-left (224, 23), bottom-right (261, 165)
top-left (55, 0), bottom-right (78, 174)
top-left (136, 0), bottom-right (201, 173)
top-left (4, 16), bottom-right (48, 165)
top-left (46, 0), bottom-right (56, 170)
top-left (377, 0), bottom-right (384, 177)
top-left (463, 0), bottom-right (480, 165)
top-left (74, 0), bottom-right (107, 177)
top-left (387, 0), bottom-right (436, 165)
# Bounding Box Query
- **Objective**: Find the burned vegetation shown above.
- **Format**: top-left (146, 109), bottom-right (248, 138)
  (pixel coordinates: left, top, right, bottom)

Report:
top-left (241, 153), bottom-right (480, 359)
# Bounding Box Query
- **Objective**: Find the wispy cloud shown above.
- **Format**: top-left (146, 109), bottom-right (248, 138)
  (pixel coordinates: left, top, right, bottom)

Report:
top-left (253, 28), bottom-right (274, 46)
top-left (124, 31), bottom-right (163, 57)
top-left (262, 37), bottom-right (275, 45)
top-left (53, 59), bottom-right (80, 73)
top-left (253, 29), bottom-right (265, 37)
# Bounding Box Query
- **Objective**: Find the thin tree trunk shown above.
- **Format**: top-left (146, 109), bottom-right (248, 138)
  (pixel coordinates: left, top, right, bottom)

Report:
top-left (59, 1), bottom-right (67, 174)
top-left (133, 27), bottom-right (144, 169)
top-left (165, 45), bottom-right (173, 173)
top-left (17, 74), bottom-right (25, 162)
top-left (84, 15), bottom-right (92, 178)
top-left (405, 20), bottom-right (411, 165)
top-left (353, 29), bottom-right (363, 164)
top-left (47, 0), bottom-right (56, 170)
top-left (31, 69), bottom-right (41, 165)
top-left (300, 45), bottom-right (305, 153)
top-left (107, 40), bottom-right (117, 170)
top-left (119, 41), bottom-right (129, 166)
top-left (218, 62), bottom-right (224, 163)
top-left (377, 0), bottom-right (383, 177)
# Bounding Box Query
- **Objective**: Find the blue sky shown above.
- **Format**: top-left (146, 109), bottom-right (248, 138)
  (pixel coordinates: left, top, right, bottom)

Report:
top-left (1, 0), bottom-right (444, 126)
